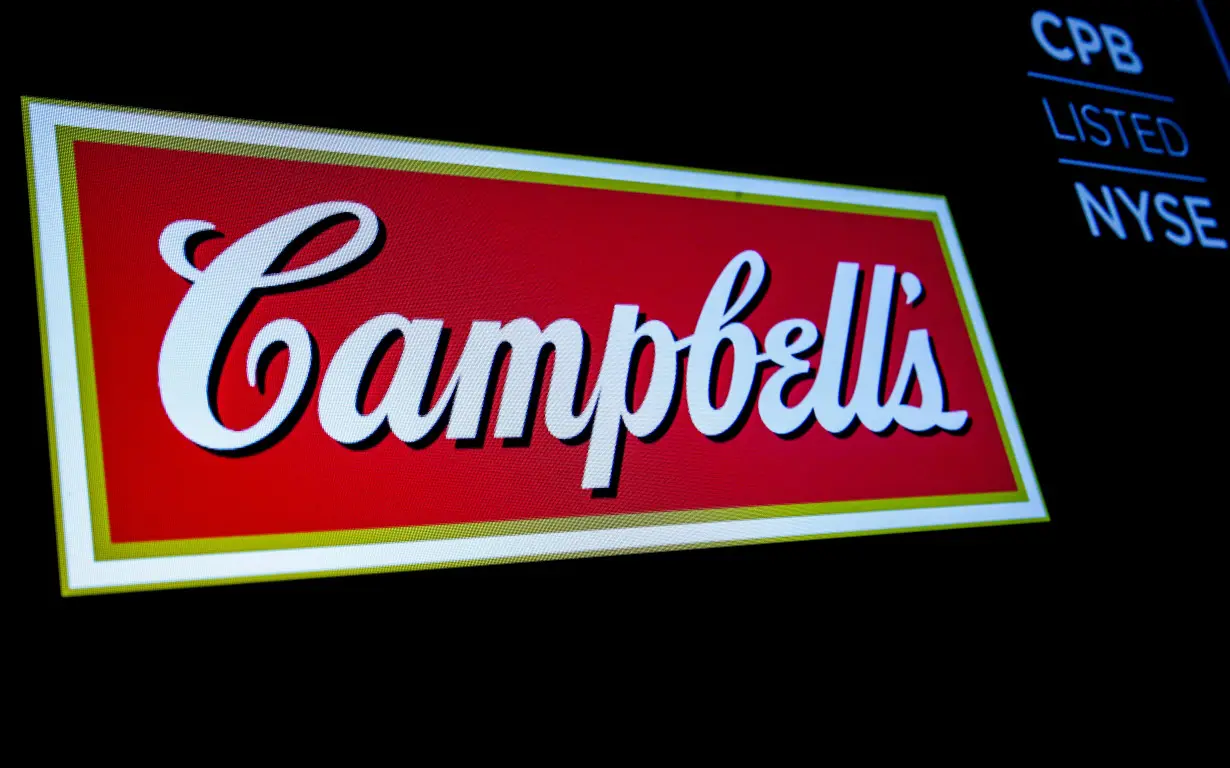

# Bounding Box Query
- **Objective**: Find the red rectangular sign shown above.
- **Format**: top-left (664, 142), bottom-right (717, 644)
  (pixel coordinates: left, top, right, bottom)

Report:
top-left (24, 99), bottom-right (1046, 595)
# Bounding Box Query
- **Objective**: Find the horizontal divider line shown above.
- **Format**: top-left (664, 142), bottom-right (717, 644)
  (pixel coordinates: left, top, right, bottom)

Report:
top-left (1057, 157), bottom-right (1207, 183)
top-left (1026, 71), bottom-right (1175, 103)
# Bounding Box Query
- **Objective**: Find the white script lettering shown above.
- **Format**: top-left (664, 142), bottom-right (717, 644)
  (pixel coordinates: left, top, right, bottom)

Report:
top-left (158, 202), bottom-right (969, 490)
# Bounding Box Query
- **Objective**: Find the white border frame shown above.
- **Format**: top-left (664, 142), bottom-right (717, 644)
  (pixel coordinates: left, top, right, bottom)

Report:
top-left (27, 101), bottom-right (1047, 592)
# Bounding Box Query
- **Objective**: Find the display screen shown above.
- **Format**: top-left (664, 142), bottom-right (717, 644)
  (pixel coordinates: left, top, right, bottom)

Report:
top-left (25, 105), bottom-right (1041, 593)
top-left (18, 1), bottom-right (1228, 598)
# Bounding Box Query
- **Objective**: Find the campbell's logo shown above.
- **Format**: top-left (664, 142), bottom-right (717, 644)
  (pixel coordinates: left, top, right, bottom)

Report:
top-left (23, 99), bottom-right (1045, 595)
top-left (159, 201), bottom-right (970, 491)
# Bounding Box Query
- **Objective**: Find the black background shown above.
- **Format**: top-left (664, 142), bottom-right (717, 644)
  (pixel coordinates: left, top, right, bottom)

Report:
top-left (8, 1), bottom-right (1227, 657)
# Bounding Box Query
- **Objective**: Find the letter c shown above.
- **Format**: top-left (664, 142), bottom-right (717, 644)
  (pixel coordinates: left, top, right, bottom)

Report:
top-left (1032, 10), bottom-right (1073, 61)
top-left (158, 201), bottom-right (381, 453)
